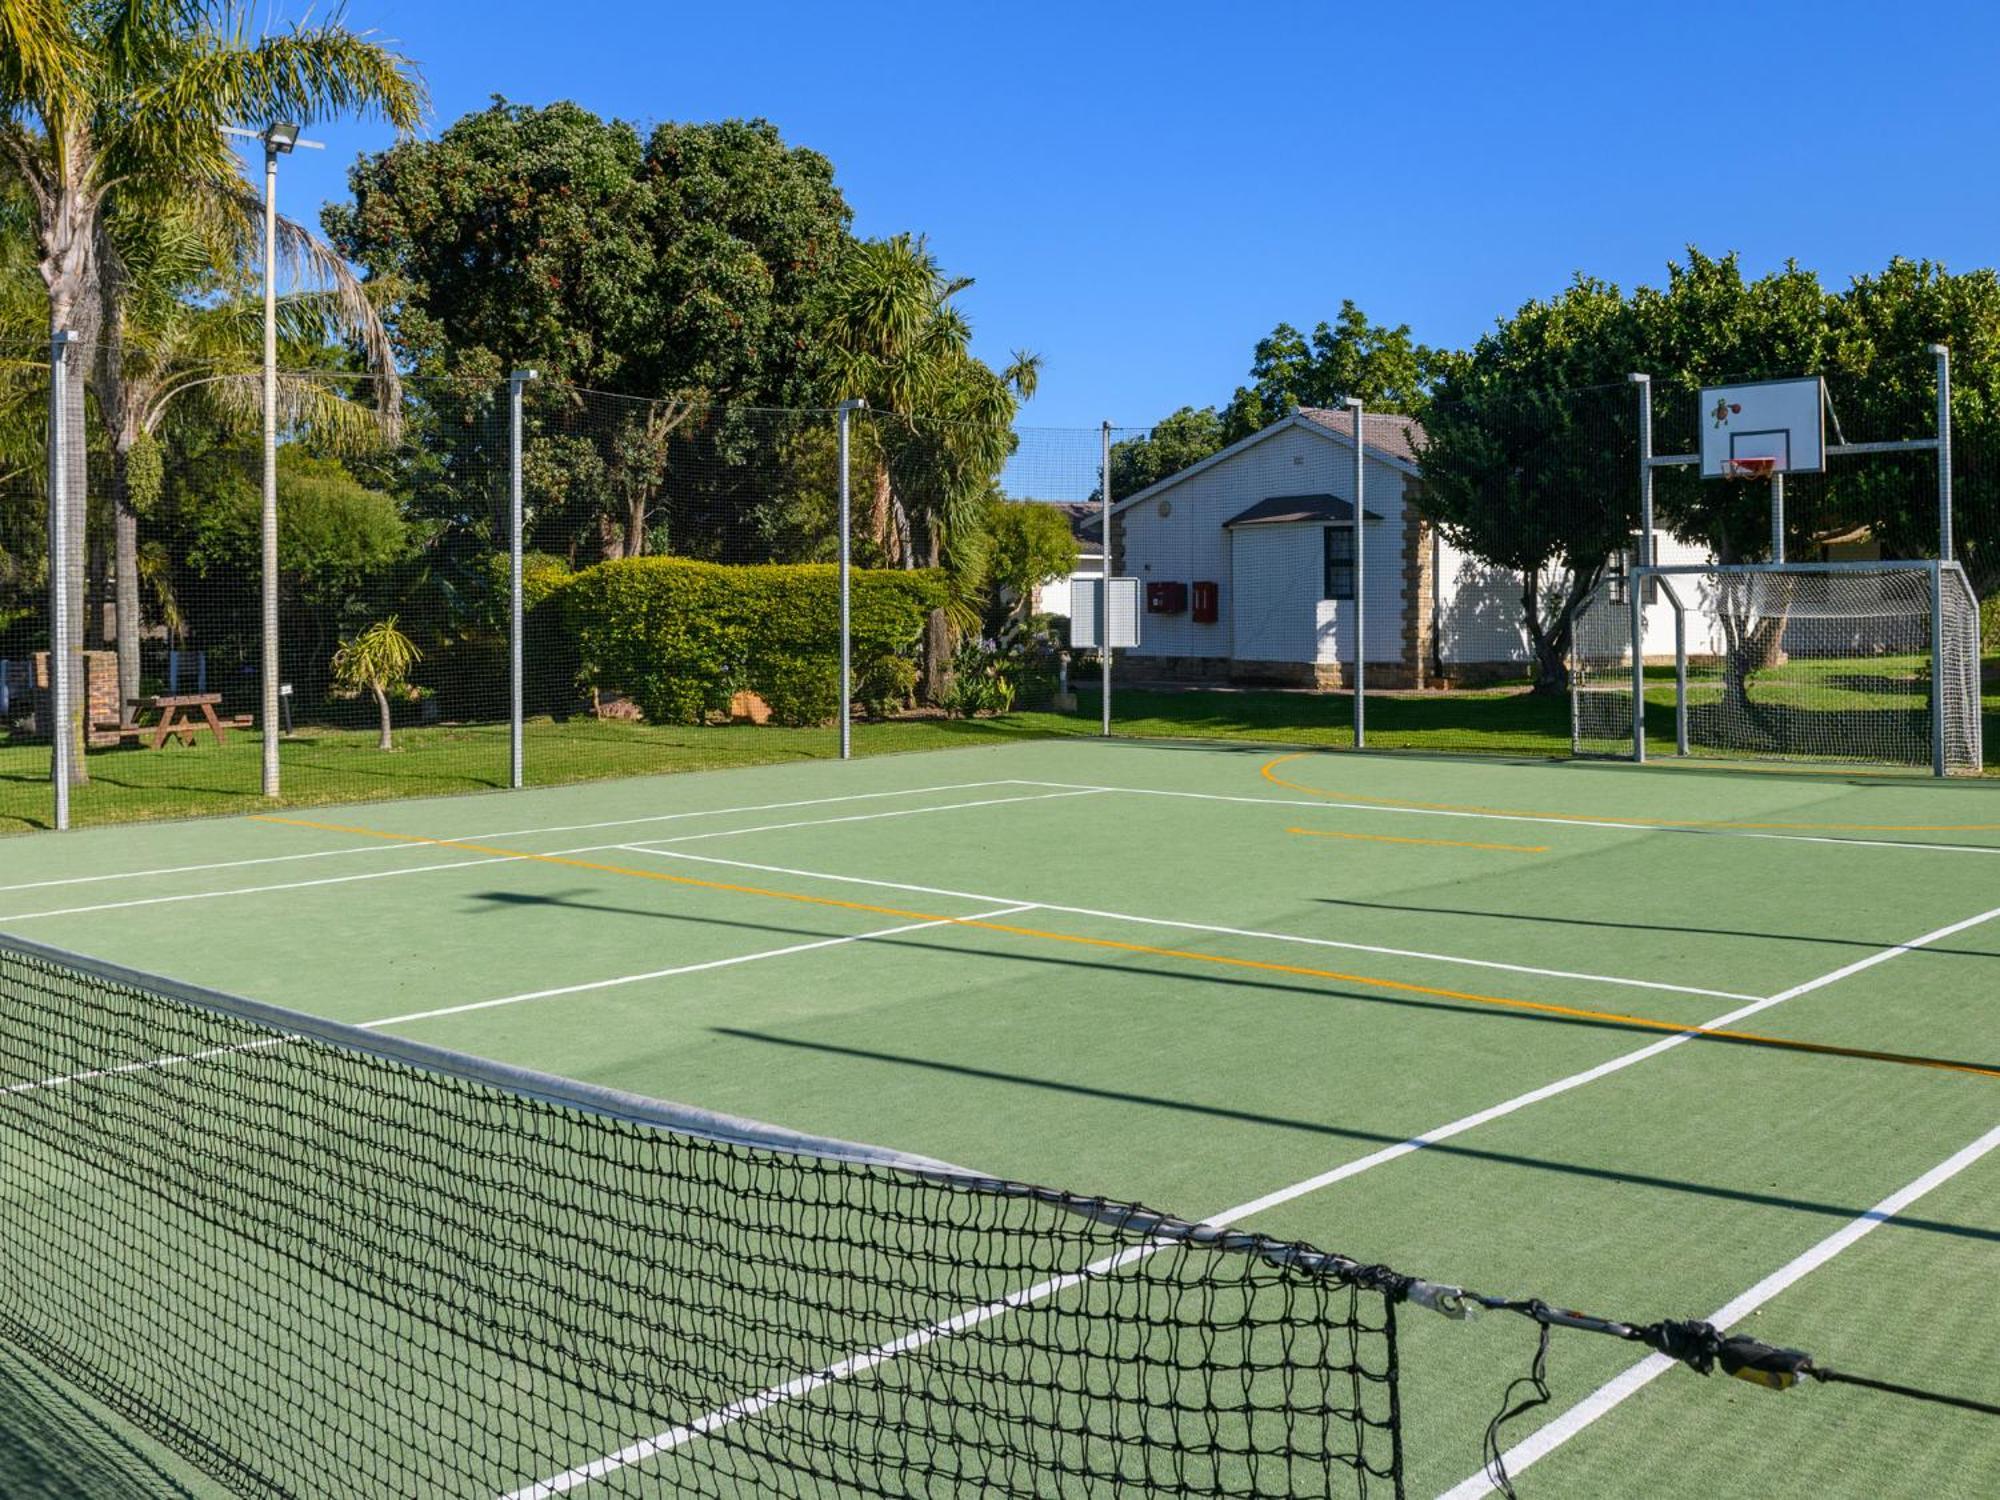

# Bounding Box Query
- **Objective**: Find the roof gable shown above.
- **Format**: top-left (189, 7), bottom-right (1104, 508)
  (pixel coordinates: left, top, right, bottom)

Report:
top-left (1110, 409), bottom-right (1423, 516)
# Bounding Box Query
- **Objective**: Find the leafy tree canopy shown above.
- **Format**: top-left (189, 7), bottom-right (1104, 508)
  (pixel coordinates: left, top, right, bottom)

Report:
top-left (983, 498), bottom-right (1078, 628)
top-left (326, 99), bottom-right (851, 406)
top-left (1221, 300), bottom-right (1442, 440)
top-left (1109, 302), bottom-right (1435, 501)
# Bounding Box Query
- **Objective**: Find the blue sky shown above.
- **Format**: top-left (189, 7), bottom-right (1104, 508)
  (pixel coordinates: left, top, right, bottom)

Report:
top-left (256, 0), bottom-right (2000, 431)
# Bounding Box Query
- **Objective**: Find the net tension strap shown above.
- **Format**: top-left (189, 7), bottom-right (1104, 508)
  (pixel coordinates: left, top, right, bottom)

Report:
top-left (1381, 1276), bottom-right (2000, 1498)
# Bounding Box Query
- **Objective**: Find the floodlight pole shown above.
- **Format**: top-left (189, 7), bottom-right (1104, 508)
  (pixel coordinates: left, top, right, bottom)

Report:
top-left (1628, 374), bottom-right (1653, 764)
top-left (1345, 397), bottom-right (1366, 749)
top-left (1100, 421), bottom-right (1112, 737)
top-left (508, 368), bottom-right (539, 790)
top-left (1931, 343), bottom-right (1952, 561)
top-left (837, 399), bottom-right (865, 759)
top-left (48, 330), bottom-right (78, 831)
top-left (232, 122), bottom-right (321, 800)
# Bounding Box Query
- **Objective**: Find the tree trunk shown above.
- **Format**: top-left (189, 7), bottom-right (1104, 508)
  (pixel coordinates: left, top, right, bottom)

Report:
top-left (32, 134), bottom-right (104, 785)
top-left (921, 531), bottom-right (950, 704)
top-left (623, 491), bottom-right (647, 558)
top-left (371, 682), bottom-right (393, 750)
top-left (1520, 568), bottom-right (1567, 695)
top-left (108, 432), bottom-right (143, 718)
top-left (871, 465), bottom-right (900, 565)
top-left (98, 328), bottom-right (146, 719)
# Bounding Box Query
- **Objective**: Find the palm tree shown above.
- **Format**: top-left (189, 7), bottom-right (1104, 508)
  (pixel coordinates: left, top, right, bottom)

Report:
top-left (331, 614), bottom-right (419, 750)
top-left (0, 1), bottom-right (423, 771)
top-left (97, 199), bottom-right (401, 710)
top-left (819, 234), bottom-right (1040, 697)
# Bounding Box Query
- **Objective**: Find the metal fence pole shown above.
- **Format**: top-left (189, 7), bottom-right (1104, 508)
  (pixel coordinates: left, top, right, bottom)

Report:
top-left (837, 399), bottom-right (865, 759)
top-left (1769, 473), bottom-right (1785, 564)
top-left (1931, 560), bottom-right (1948, 777)
top-left (507, 369), bottom-right (538, 790)
top-left (260, 142), bottom-right (282, 800)
top-left (1629, 374), bottom-right (1653, 764)
top-left (47, 330), bottom-right (77, 831)
top-left (1100, 421), bottom-right (1112, 738)
top-left (1932, 343), bottom-right (1952, 562)
top-left (1345, 397), bottom-right (1366, 749)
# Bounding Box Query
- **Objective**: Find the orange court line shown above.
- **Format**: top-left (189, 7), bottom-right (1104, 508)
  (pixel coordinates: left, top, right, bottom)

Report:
top-left (1260, 751), bottom-right (2000, 834)
top-left (252, 813), bottom-right (2000, 1082)
top-left (1287, 827), bottom-right (1548, 854)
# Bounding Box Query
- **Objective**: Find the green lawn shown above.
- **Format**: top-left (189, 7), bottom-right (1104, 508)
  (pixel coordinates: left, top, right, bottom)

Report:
top-left (7, 662), bottom-right (1996, 834)
top-left (0, 714), bottom-right (1092, 835)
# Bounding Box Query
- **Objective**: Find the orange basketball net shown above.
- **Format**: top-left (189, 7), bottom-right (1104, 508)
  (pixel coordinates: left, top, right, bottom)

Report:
top-left (1721, 455), bottom-right (1779, 481)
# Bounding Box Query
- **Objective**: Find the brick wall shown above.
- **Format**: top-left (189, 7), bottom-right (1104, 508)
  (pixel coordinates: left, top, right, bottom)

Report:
top-left (30, 650), bottom-right (121, 746)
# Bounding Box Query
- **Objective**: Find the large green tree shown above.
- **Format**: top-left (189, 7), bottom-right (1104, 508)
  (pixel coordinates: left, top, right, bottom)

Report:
top-left (1419, 248), bottom-right (2000, 694)
top-left (1107, 404), bottom-right (1224, 502)
top-left (1415, 275), bottom-right (1640, 691)
top-left (0, 0), bottom-right (421, 750)
top-left (1221, 300), bottom-right (1441, 440)
top-left (328, 101), bottom-right (855, 559)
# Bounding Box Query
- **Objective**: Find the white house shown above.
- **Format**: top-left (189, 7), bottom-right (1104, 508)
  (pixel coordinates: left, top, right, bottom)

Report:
top-left (1030, 504), bottom-right (1105, 622)
top-left (1109, 406), bottom-right (1723, 688)
top-left (1109, 407), bottom-right (1434, 687)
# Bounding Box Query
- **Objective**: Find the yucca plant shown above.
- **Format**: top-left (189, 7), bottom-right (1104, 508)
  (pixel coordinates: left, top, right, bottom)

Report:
top-left (331, 615), bottom-right (420, 751)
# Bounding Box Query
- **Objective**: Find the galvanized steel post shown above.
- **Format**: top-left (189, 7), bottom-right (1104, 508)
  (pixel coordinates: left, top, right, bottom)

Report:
top-left (1346, 397), bottom-right (1366, 749)
top-left (1932, 343), bottom-right (1952, 562)
top-left (48, 331), bottom-right (77, 830)
top-left (838, 399), bottom-right (866, 759)
top-left (507, 369), bottom-right (538, 789)
top-left (1100, 421), bottom-right (1113, 737)
top-left (1629, 374), bottom-right (1653, 763)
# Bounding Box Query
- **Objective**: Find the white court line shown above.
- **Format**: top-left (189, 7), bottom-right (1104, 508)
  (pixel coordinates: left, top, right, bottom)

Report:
top-left (7, 905), bottom-right (1036, 1096)
top-left (1439, 1118), bottom-right (2000, 1500)
top-left (500, 899), bottom-right (2000, 1499)
top-left (0, 781), bottom-right (1023, 896)
top-left (371, 904), bottom-right (1038, 1029)
top-left (1008, 779), bottom-right (2000, 856)
top-left (620, 847), bottom-right (1762, 1003)
top-left (0, 791), bottom-right (1094, 926)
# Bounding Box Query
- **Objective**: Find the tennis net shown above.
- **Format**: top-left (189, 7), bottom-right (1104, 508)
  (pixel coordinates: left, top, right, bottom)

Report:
top-left (0, 932), bottom-right (1408, 1498)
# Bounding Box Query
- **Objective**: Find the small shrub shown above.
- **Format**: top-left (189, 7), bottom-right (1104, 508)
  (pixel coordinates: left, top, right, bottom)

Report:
top-left (759, 657), bottom-right (841, 727)
top-left (857, 654), bottom-right (918, 720)
top-left (942, 638), bottom-right (1016, 717)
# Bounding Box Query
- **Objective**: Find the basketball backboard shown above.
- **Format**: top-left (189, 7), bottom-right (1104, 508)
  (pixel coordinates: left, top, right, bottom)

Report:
top-left (1698, 376), bottom-right (1826, 478)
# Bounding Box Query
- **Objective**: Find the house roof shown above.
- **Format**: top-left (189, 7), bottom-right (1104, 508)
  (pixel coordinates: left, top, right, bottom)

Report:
top-left (1049, 501), bottom-right (1103, 546)
top-left (1222, 493), bottom-right (1385, 528)
top-left (1295, 406), bottom-right (1425, 467)
top-left (1109, 407), bottom-right (1425, 516)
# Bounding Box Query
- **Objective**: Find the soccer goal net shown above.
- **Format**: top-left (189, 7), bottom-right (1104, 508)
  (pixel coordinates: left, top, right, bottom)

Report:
top-left (1571, 561), bottom-right (1983, 775)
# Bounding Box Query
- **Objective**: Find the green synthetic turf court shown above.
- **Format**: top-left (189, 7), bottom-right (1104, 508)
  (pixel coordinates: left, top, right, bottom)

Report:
top-left (3, 736), bottom-right (1998, 1498)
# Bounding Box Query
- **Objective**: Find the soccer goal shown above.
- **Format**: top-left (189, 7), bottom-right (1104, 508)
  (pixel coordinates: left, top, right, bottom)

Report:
top-left (1571, 560), bottom-right (1983, 775)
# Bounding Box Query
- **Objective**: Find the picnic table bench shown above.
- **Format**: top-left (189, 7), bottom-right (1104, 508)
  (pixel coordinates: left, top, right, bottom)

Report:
top-left (96, 693), bottom-right (252, 750)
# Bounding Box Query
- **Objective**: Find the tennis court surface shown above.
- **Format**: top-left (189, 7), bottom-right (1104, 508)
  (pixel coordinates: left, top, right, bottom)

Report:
top-left (3, 737), bottom-right (1998, 1498)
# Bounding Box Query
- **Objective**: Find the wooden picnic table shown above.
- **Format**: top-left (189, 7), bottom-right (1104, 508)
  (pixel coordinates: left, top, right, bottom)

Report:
top-left (105, 693), bottom-right (249, 750)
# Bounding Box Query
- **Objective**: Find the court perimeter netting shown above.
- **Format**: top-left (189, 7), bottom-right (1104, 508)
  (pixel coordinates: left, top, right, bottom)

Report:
top-left (3, 739), bottom-right (1998, 1498)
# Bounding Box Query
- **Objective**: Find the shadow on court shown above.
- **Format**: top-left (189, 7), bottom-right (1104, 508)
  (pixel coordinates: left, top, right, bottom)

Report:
top-left (712, 1026), bottom-right (2000, 1247)
top-left (0, 1345), bottom-right (199, 1500)
top-left (1313, 896), bottom-right (2000, 961)
top-left (482, 887), bottom-right (2000, 1082)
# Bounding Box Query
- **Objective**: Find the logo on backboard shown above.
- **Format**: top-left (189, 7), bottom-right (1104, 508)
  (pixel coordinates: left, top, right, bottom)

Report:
top-left (1709, 397), bottom-right (1743, 428)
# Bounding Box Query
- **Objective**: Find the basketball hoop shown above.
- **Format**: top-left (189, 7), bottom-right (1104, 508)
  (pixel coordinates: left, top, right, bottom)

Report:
top-left (1720, 455), bottom-right (1779, 482)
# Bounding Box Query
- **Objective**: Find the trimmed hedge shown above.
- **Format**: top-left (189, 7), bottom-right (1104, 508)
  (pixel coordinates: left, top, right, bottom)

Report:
top-left (559, 558), bottom-right (943, 726)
